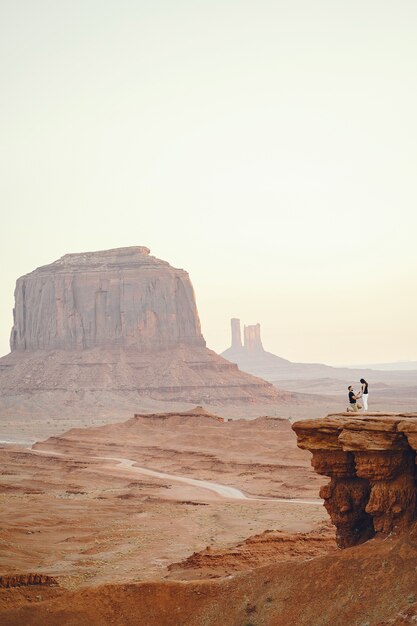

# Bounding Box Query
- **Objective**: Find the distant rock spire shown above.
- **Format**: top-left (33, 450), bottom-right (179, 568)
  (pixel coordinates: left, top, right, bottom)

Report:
top-left (231, 318), bottom-right (242, 349)
top-left (227, 318), bottom-right (264, 353)
top-left (243, 323), bottom-right (264, 353)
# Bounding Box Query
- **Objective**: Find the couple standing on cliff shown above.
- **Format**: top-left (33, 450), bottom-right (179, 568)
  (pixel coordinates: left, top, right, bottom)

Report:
top-left (347, 379), bottom-right (369, 412)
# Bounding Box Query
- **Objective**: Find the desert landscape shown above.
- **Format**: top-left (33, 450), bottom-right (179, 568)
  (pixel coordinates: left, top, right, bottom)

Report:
top-left (222, 318), bottom-right (417, 417)
top-left (3, 2), bottom-right (417, 622)
top-left (4, 411), bottom-right (417, 625)
top-left (0, 409), bottom-right (330, 588)
top-left (1, 246), bottom-right (417, 625)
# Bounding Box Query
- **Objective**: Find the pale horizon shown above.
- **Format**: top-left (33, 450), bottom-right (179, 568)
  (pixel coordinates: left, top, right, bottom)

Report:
top-left (1, 1), bottom-right (417, 367)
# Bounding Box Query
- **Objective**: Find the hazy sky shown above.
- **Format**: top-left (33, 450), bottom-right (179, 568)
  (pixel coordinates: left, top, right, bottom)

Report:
top-left (1, 0), bottom-right (417, 365)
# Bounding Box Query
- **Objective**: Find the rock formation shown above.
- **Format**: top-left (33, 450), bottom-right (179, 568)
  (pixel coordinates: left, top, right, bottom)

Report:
top-left (0, 574), bottom-right (58, 588)
top-left (230, 318), bottom-right (242, 349)
top-left (134, 406), bottom-right (225, 423)
top-left (10, 246), bottom-right (205, 352)
top-left (221, 318), bottom-right (417, 392)
top-left (221, 318), bottom-right (292, 380)
top-left (225, 319), bottom-right (265, 354)
top-left (293, 412), bottom-right (417, 547)
top-left (0, 248), bottom-right (282, 419)
top-left (243, 323), bottom-right (263, 352)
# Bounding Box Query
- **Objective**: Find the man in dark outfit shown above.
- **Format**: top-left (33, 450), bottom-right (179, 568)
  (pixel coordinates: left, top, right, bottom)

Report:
top-left (347, 385), bottom-right (362, 412)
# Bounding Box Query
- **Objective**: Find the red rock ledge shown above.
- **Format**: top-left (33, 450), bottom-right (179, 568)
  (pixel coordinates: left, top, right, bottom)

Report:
top-left (292, 412), bottom-right (417, 548)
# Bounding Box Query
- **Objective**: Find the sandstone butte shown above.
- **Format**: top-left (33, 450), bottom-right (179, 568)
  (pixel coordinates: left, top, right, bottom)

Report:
top-left (0, 247), bottom-right (282, 414)
top-left (4, 413), bottom-right (417, 625)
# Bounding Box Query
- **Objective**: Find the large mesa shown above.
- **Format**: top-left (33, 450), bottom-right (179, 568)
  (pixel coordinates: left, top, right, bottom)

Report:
top-left (0, 247), bottom-right (283, 426)
top-left (10, 246), bottom-right (205, 352)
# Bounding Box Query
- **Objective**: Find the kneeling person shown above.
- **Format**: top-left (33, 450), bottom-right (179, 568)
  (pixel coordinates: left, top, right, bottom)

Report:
top-left (347, 385), bottom-right (362, 412)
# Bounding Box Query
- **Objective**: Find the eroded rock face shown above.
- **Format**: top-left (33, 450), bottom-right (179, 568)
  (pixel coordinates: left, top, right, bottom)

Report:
top-left (319, 477), bottom-right (373, 548)
top-left (293, 413), bottom-right (417, 548)
top-left (10, 247), bottom-right (205, 352)
top-left (0, 247), bottom-right (282, 408)
top-left (0, 574), bottom-right (58, 588)
top-left (230, 318), bottom-right (243, 349)
top-left (243, 324), bottom-right (263, 352)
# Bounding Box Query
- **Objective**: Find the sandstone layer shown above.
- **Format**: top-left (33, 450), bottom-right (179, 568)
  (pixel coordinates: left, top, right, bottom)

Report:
top-left (167, 524), bottom-right (335, 580)
top-left (293, 412), bottom-right (417, 548)
top-left (0, 575), bottom-right (58, 589)
top-left (10, 247), bottom-right (204, 352)
top-left (0, 248), bottom-right (282, 420)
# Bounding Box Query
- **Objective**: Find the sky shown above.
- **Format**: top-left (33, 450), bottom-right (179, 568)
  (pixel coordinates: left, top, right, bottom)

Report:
top-left (1, 0), bottom-right (417, 366)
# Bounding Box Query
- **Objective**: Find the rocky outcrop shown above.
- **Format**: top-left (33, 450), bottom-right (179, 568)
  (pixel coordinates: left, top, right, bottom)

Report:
top-left (134, 406), bottom-right (225, 423)
top-left (225, 319), bottom-right (264, 353)
top-left (10, 247), bottom-right (205, 352)
top-left (230, 318), bottom-right (242, 349)
top-left (221, 318), bottom-right (293, 380)
top-left (293, 413), bottom-right (417, 548)
top-left (167, 525), bottom-right (335, 579)
top-left (221, 321), bottom-right (417, 402)
top-left (0, 574), bottom-right (58, 588)
top-left (243, 323), bottom-right (263, 352)
top-left (0, 248), bottom-right (283, 413)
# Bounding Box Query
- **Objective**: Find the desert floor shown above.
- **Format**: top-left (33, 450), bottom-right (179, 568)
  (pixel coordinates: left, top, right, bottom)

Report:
top-left (0, 411), bottom-right (331, 590)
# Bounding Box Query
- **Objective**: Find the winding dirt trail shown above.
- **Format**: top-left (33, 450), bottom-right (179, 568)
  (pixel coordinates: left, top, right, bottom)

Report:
top-left (98, 456), bottom-right (322, 504)
top-left (30, 447), bottom-right (322, 505)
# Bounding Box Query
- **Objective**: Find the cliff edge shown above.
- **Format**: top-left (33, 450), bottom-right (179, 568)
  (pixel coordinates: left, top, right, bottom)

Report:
top-left (292, 412), bottom-right (417, 548)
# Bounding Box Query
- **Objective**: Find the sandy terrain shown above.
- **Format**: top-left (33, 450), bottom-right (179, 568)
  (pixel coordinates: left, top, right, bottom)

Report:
top-left (3, 526), bottom-right (417, 626)
top-left (269, 375), bottom-right (417, 424)
top-left (5, 408), bottom-right (417, 624)
top-left (1, 367), bottom-right (415, 443)
top-left (0, 410), bottom-right (328, 594)
top-left (33, 409), bottom-right (325, 499)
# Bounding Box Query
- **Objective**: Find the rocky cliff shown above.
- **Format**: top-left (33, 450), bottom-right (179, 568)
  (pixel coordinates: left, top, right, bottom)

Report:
top-left (10, 247), bottom-right (205, 352)
top-left (292, 412), bottom-right (417, 548)
top-left (0, 248), bottom-right (282, 422)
